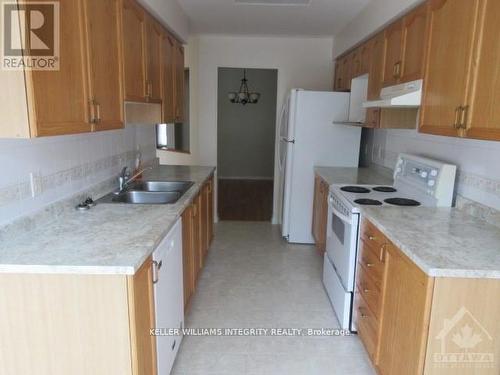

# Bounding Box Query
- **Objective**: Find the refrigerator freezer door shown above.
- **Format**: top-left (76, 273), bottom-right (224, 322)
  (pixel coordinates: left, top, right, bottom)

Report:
top-left (284, 90), bottom-right (361, 244)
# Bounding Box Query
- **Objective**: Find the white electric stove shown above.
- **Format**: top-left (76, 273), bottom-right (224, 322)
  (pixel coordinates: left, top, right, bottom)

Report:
top-left (322, 154), bottom-right (457, 331)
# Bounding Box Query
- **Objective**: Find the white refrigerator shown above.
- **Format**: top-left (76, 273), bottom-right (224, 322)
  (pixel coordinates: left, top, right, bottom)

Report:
top-left (279, 89), bottom-right (362, 244)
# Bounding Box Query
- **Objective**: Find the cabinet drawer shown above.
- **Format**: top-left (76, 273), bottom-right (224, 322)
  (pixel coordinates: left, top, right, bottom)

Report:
top-left (361, 219), bottom-right (387, 252)
top-left (358, 240), bottom-right (385, 290)
top-left (356, 262), bottom-right (382, 320)
top-left (354, 290), bottom-right (378, 361)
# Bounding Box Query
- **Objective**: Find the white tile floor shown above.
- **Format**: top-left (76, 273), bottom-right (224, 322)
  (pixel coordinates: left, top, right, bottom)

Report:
top-left (172, 222), bottom-right (376, 375)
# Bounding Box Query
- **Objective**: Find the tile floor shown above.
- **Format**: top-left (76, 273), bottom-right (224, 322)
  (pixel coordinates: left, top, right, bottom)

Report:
top-left (172, 221), bottom-right (376, 375)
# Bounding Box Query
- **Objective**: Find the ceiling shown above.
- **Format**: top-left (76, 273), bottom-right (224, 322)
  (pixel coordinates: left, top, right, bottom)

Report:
top-left (177, 0), bottom-right (371, 36)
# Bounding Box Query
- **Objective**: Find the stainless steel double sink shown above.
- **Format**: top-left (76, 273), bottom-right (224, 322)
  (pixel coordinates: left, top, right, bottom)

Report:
top-left (97, 181), bottom-right (194, 205)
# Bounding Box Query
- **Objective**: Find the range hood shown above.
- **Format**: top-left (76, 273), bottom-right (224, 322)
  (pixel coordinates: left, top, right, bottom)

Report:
top-left (363, 79), bottom-right (423, 108)
top-left (334, 74), bottom-right (369, 126)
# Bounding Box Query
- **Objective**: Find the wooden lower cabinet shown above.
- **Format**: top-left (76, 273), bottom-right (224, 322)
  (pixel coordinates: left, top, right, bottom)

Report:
top-left (377, 244), bottom-right (434, 375)
top-left (355, 219), bottom-right (500, 375)
top-left (312, 174), bottom-right (329, 254)
top-left (181, 175), bottom-right (215, 310)
top-left (182, 205), bottom-right (195, 308)
top-left (0, 258), bottom-right (156, 375)
top-left (128, 256), bottom-right (157, 375)
top-left (207, 177), bottom-right (215, 244)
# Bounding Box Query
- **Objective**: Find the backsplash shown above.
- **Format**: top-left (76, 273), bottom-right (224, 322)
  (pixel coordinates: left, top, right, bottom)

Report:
top-left (0, 124), bottom-right (156, 226)
top-left (361, 127), bottom-right (500, 226)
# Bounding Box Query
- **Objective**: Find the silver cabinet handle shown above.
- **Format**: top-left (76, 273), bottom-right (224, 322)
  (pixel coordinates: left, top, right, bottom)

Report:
top-left (152, 260), bottom-right (159, 284)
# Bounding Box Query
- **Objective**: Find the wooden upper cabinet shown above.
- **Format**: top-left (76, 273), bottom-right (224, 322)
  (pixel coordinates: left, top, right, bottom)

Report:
top-left (161, 33), bottom-right (176, 123)
top-left (351, 48), bottom-right (362, 79)
top-left (377, 244), bottom-right (433, 375)
top-left (368, 32), bottom-right (385, 100)
top-left (26, 0), bottom-right (91, 136)
top-left (174, 42), bottom-right (185, 123)
top-left (341, 53), bottom-right (352, 90)
top-left (145, 17), bottom-right (162, 103)
top-left (399, 3), bottom-right (428, 83)
top-left (382, 19), bottom-right (404, 87)
top-left (420, 0), bottom-right (481, 137)
top-left (464, 0), bottom-right (500, 141)
top-left (83, 0), bottom-right (123, 131)
top-left (333, 60), bottom-right (344, 91)
top-left (359, 41), bottom-right (372, 76)
top-left (122, 0), bottom-right (147, 102)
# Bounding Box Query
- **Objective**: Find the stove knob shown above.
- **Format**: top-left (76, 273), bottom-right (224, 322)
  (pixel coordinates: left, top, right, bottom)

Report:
top-left (430, 169), bottom-right (438, 177)
top-left (420, 171), bottom-right (428, 178)
top-left (428, 180), bottom-right (435, 187)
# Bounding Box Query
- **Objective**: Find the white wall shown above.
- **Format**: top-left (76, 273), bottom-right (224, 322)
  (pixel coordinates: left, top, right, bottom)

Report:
top-left (0, 125), bottom-right (156, 226)
top-left (362, 128), bottom-right (500, 210)
top-left (139, 0), bottom-right (190, 42)
top-left (193, 34), bottom-right (335, 222)
top-left (333, 0), bottom-right (423, 57)
top-left (217, 68), bottom-right (277, 179)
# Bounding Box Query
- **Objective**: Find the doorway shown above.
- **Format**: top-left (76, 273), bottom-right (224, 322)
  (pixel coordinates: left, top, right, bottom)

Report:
top-left (217, 67), bottom-right (278, 221)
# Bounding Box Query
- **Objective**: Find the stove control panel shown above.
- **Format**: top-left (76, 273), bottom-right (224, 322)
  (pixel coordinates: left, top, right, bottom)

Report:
top-left (393, 154), bottom-right (457, 207)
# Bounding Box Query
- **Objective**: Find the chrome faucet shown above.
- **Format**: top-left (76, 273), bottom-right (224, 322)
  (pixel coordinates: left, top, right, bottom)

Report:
top-left (117, 166), bottom-right (153, 193)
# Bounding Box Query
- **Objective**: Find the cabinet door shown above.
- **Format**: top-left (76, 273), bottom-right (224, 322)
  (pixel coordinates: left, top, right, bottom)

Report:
top-left (377, 245), bottom-right (433, 375)
top-left (182, 206), bottom-right (194, 309)
top-left (399, 3), bottom-right (428, 83)
top-left (351, 48), bottom-right (361, 78)
top-left (122, 0), bottom-right (147, 102)
top-left (145, 17), bottom-right (162, 103)
top-left (333, 60), bottom-right (343, 91)
top-left (359, 41), bottom-right (372, 76)
top-left (341, 54), bottom-right (352, 90)
top-left (364, 108), bottom-right (380, 128)
top-left (83, 0), bottom-right (123, 131)
top-left (192, 194), bottom-right (202, 275)
top-left (27, 0), bottom-right (91, 136)
top-left (200, 183), bottom-right (209, 260)
top-left (465, 0), bottom-right (500, 141)
top-left (207, 177), bottom-right (214, 246)
top-left (162, 33), bottom-right (176, 123)
top-left (368, 33), bottom-right (385, 100)
top-left (318, 180), bottom-right (329, 252)
top-left (382, 20), bottom-right (403, 87)
top-left (312, 175), bottom-right (321, 245)
top-left (128, 256), bottom-right (157, 375)
top-left (420, 0), bottom-right (480, 137)
top-left (174, 42), bottom-right (185, 122)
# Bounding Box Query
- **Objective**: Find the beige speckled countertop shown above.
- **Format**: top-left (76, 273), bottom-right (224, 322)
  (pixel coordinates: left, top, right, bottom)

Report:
top-left (0, 165), bottom-right (215, 275)
top-left (362, 207), bottom-right (500, 279)
top-left (314, 166), bottom-right (393, 186)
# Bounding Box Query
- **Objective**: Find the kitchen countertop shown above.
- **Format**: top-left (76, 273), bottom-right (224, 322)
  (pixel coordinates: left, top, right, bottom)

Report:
top-left (314, 166), bottom-right (393, 186)
top-left (362, 207), bottom-right (500, 279)
top-left (0, 165), bottom-right (215, 275)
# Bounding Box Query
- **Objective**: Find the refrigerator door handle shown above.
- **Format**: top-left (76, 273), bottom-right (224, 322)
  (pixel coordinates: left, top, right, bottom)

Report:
top-left (280, 137), bottom-right (295, 143)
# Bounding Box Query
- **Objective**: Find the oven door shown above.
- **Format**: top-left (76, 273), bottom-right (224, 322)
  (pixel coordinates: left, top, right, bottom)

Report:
top-left (325, 193), bottom-right (360, 292)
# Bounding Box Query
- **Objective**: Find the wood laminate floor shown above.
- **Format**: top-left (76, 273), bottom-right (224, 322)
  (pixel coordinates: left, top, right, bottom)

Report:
top-left (218, 179), bottom-right (274, 221)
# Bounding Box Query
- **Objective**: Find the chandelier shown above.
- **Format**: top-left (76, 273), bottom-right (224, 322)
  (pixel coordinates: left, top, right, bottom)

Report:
top-left (228, 69), bottom-right (261, 105)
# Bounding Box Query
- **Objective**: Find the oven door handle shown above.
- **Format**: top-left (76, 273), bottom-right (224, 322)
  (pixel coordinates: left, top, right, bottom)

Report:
top-left (328, 196), bottom-right (352, 225)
